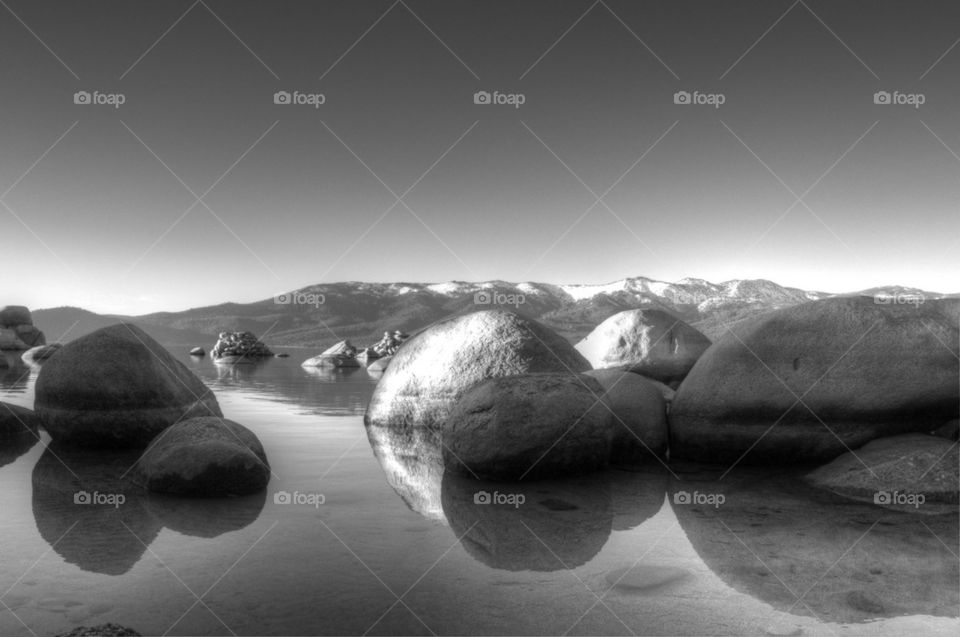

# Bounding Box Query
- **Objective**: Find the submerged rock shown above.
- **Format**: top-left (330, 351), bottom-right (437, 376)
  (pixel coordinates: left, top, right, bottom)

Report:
top-left (366, 309), bottom-right (589, 429)
top-left (670, 297), bottom-right (960, 463)
top-left (806, 434), bottom-right (958, 505)
top-left (189, 346), bottom-right (205, 356)
top-left (605, 565), bottom-right (690, 591)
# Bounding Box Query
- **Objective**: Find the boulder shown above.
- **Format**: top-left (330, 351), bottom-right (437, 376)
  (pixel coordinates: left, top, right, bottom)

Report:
top-left (806, 434), bottom-right (958, 505)
top-left (575, 309), bottom-right (711, 383)
top-left (0, 327), bottom-right (23, 350)
top-left (14, 323), bottom-right (45, 347)
top-left (302, 340), bottom-right (360, 368)
top-left (584, 369), bottom-right (668, 462)
top-left (189, 347), bottom-right (205, 356)
top-left (443, 373), bottom-right (612, 481)
top-left (0, 305), bottom-right (32, 328)
top-left (211, 331), bottom-right (272, 360)
top-left (670, 297), bottom-right (960, 463)
top-left (132, 417), bottom-right (270, 497)
top-left (21, 343), bottom-right (62, 364)
top-left (34, 323), bottom-right (222, 448)
top-left (366, 309), bottom-right (590, 429)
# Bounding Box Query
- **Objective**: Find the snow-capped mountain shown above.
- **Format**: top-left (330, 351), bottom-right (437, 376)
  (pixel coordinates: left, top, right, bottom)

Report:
top-left (32, 277), bottom-right (954, 348)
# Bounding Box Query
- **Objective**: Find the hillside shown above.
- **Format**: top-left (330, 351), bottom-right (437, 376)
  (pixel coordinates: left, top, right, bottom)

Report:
top-left (28, 277), bottom-right (954, 350)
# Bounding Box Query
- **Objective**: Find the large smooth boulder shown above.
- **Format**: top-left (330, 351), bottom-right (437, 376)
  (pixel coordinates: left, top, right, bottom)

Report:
top-left (670, 297), bottom-right (960, 463)
top-left (807, 434), bottom-right (958, 505)
top-left (443, 373), bottom-right (611, 481)
top-left (132, 417), bottom-right (270, 497)
top-left (35, 323), bottom-right (222, 448)
top-left (0, 305), bottom-right (32, 327)
top-left (575, 309), bottom-right (711, 383)
top-left (584, 369), bottom-right (667, 462)
top-left (366, 309), bottom-right (590, 429)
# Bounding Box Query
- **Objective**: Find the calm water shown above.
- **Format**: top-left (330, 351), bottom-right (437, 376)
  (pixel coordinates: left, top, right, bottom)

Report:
top-left (0, 348), bottom-right (957, 636)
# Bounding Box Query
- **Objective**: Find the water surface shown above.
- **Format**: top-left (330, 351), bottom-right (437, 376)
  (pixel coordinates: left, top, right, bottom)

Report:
top-left (0, 347), bottom-right (957, 636)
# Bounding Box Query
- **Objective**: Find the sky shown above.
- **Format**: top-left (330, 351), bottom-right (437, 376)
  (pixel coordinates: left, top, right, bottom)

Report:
top-left (1, 0), bottom-right (958, 314)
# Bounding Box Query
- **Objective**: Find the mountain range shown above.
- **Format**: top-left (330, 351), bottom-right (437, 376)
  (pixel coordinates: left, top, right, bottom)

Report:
top-left (30, 277), bottom-right (956, 351)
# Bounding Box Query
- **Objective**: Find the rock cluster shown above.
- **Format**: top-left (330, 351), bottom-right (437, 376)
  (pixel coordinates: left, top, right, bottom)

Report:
top-left (211, 331), bottom-right (273, 359)
top-left (0, 305), bottom-right (45, 350)
top-left (370, 330), bottom-right (409, 357)
top-left (302, 340), bottom-right (360, 368)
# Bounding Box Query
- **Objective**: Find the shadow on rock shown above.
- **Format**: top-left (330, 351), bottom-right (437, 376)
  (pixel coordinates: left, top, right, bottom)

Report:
top-left (366, 424), bottom-right (446, 521)
top-left (670, 466), bottom-right (959, 622)
top-left (441, 472), bottom-right (616, 572)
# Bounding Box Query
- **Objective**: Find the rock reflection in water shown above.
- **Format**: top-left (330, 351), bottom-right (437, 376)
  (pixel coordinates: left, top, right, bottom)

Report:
top-left (366, 424), bottom-right (445, 521)
top-left (32, 445), bottom-right (266, 575)
top-left (442, 471), bottom-right (615, 571)
top-left (0, 354), bottom-right (31, 391)
top-left (671, 466), bottom-right (959, 622)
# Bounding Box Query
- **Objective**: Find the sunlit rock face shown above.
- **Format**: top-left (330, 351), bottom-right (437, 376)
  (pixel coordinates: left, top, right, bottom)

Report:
top-left (671, 466), bottom-right (959, 622)
top-left (365, 309), bottom-right (590, 430)
top-left (670, 297), bottom-right (960, 463)
top-left (575, 309), bottom-right (710, 384)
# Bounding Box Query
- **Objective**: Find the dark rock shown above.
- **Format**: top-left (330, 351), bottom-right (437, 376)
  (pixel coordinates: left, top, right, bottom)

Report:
top-left (584, 369), bottom-right (668, 462)
top-left (443, 373), bottom-right (611, 481)
top-left (933, 419), bottom-right (959, 441)
top-left (366, 309), bottom-right (589, 429)
top-left (132, 417), bottom-right (270, 497)
top-left (0, 305), bottom-right (32, 328)
top-left (35, 323), bottom-right (222, 448)
top-left (575, 309), bottom-right (711, 383)
top-left (670, 297), bottom-right (960, 463)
